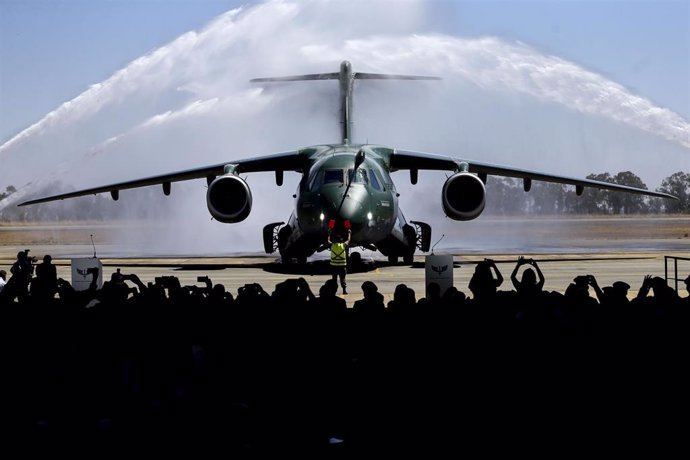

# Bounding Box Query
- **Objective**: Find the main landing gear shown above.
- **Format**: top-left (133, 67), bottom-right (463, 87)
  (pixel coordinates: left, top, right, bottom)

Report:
top-left (388, 221), bottom-right (432, 265)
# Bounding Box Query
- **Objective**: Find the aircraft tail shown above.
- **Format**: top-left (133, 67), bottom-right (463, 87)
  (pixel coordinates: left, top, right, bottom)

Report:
top-left (251, 61), bottom-right (440, 145)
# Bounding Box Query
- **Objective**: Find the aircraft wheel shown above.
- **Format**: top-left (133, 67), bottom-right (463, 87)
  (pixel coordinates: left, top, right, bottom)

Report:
top-left (277, 226), bottom-right (291, 252)
top-left (388, 254), bottom-right (398, 265)
top-left (403, 226), bottom-right (417, 265)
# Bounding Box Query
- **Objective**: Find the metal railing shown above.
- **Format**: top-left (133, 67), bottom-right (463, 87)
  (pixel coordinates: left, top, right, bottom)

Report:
top-left (664, 256), bottom-right (690, 292)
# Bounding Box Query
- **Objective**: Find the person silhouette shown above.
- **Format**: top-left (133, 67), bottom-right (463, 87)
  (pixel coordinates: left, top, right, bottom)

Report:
top-left (468, 258), bottom-right (503, 302)
top-left (564, 274), bottom-right (599, 307)
top-left (33, 254), bottom-right (58, 300)
top-left (314, 278), bottom-right (347, 314)
top-left (593, 275), bottom-right (630, 307)
top-left (510, 256), bottom-right (544, 297)
top-left (353, 280), bottom-right (385, 314)
top-left (636, 275), bottom-right (679, 304)
top-left (8, 250), bottom-right (35, 302)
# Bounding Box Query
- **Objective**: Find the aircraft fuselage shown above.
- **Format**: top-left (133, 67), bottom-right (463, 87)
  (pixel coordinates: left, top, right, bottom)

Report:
top-left (279, 143), bottom-right (412, 260)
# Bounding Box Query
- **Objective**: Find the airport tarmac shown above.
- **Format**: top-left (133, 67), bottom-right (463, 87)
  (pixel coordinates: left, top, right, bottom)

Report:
top-left (1, 217), bottom-right (689, 304)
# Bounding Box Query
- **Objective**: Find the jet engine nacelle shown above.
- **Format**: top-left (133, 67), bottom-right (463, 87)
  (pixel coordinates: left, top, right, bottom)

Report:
top-left (441, 172), bottom-right (486, 221)
top-left (206, 174), bottom-right (252, 223)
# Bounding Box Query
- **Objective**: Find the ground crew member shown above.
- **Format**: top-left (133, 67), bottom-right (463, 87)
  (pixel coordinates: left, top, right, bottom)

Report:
top-left (328, 227), bottom-right (351, 295)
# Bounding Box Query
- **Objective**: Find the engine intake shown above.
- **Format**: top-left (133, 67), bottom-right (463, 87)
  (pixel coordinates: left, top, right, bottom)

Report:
top-left (441, 172), bottom-right (486, 221)
top-left (206, 174), bottom-right (252, 223)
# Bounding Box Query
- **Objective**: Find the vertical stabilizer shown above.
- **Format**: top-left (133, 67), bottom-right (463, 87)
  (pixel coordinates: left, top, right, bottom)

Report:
top-left (339, 61), bottom-right (354, 145)
top-left (251, 61), bottom-right (440, 145)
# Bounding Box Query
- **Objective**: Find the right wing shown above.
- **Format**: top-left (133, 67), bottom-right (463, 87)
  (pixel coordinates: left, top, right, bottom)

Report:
top-left (390, 149), bottom-right (678, 200)
top-left (18, 150), bottom-right (306, 207)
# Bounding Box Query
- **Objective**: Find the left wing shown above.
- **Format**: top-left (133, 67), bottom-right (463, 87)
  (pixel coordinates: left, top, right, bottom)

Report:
top-left (390, 149), bottom-right (677, 200)
top-left (19, 150), bottom-right (306, 206)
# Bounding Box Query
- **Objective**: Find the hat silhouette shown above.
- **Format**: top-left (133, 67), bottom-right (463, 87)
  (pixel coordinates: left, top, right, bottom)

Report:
top-left (612, 281), bottom-right (630, 290)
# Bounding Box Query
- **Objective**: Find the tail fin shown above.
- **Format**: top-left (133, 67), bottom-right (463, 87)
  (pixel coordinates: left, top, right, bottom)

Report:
top-left (251, 61), bottom-right (440, 145)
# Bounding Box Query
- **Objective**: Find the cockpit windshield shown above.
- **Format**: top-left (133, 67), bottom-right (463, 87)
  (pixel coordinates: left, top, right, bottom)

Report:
top-left (315, 167), bottom-right (377, 189)
top-left (324, 169), bottom-right (344, 185)
top-left (369, 169), bottom-right (382, 191)
top-left (347, 169), bottom-right (368, 184)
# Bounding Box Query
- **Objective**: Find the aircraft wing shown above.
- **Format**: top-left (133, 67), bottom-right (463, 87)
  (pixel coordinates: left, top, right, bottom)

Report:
top-left (390, 149), bottom-right (678, 200)
top-left (18, 150), bottom-right (305, 206)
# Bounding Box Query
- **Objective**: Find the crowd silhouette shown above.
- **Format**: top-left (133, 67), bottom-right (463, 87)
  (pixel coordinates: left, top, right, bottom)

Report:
top-left (1, 250), bottom-right (689, 456)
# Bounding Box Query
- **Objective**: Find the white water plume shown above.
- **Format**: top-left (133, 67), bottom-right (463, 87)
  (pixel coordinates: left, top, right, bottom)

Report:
top-left (0, 0), bottom-right (687, 255)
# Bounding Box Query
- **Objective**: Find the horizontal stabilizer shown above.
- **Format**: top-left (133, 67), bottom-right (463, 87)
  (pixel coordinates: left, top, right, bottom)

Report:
top-left (355, 72), bottom-right (441, 80)
top-left (250, 72), bottom-right (339, 83)
top-left (251, 72), bottom-right (440, 83)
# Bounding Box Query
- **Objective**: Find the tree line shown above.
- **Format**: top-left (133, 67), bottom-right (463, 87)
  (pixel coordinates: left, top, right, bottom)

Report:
top-left (0, 170), bottom-right (688, 222)
top-left (484, 170), bottom-right (689, 215)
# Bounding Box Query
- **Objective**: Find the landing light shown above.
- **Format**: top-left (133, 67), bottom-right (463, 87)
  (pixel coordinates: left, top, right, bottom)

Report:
top-left (319, 213), bottom-right (325, 221)
top-left (367, 212), bottom-right (373, 220)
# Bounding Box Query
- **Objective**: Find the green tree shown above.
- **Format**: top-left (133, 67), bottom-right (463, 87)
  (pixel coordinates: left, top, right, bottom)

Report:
top-left (486, 177), bottom-right (523, 215)
top-left (576, 172), bottom-right (613, 214)
top-left (609, 171), bottom-right (648, 214)
top-left (658, 171), bottom-right (690, 213)
top-left (529, 182), bottom-right (567, 214)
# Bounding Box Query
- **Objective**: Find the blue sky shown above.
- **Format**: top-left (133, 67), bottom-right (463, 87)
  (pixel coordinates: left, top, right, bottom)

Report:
top-left (1, 0), bottom-right (688, 143)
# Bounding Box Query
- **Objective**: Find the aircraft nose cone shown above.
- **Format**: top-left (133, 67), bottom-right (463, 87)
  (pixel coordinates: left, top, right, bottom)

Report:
top-left (321, 186), bottom-right (368, 224)
top-left (339, 197), bottom-right (364, 223)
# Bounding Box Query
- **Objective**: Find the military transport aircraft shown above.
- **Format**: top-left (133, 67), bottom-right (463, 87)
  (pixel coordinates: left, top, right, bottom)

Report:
top-left (19, 61), bottom-right (677, 264)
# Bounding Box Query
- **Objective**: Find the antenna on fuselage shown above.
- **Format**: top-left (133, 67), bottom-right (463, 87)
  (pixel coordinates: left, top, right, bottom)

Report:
top-left (250, 61), bottom-right (440, 145)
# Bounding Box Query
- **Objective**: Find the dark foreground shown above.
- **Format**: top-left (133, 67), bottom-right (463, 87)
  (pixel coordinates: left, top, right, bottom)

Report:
top-left (1, 274), bottom-right (689, 457)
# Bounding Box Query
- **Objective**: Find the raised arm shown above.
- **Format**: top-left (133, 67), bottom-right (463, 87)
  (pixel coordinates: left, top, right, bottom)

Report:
top-left (510, 257), bottom-right (525, 291)
top-left (588, 275), bottom-right (605, 304)
top-left (487, 259), bottom-right (504, 287)
top-left (532, 259), bottom-right (545, 291)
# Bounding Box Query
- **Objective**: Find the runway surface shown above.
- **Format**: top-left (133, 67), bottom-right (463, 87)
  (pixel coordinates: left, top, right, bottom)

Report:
top-left (1, 216), bottom-right (689, 304)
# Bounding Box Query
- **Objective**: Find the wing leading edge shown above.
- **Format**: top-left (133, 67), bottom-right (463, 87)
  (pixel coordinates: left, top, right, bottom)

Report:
top-left (19, 147), bottom-right (677, 207)
top-left (18, 150), bottom-right (305, 207)
top-left (391, 150), bottom-right (677, 200)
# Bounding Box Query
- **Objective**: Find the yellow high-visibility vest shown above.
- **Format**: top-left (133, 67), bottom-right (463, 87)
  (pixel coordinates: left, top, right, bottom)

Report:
top-left (330, 242), bottom-right (347, 266)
